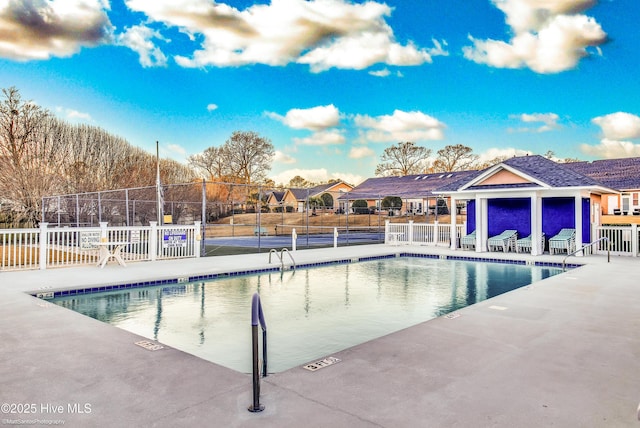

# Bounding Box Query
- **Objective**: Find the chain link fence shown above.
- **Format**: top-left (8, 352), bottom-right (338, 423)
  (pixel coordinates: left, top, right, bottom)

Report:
top-left (42, 180), bottom-right (457, 256)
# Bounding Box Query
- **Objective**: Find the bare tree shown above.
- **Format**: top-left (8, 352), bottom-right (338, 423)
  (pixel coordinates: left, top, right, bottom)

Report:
top-left (0, 87), bottom-right (66, 225)
top-left (188, 146), bottom-right (231, 179)
top-left (224, 131), bottom-right (274, 185)
top-left (375, 141), bottom-right (431, 177)
top-left (431, 144), bottom-right (479, 172)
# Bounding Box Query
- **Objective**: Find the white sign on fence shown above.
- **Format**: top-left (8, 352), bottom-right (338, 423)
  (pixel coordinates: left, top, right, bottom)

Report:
top-left (163, 229), bottom-right (187, 249)
top-left (79, 231), bottom-right (101, 250)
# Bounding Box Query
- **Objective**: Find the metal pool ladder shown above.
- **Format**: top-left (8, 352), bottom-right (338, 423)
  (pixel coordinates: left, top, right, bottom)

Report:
top-left (248, 292), bottom-right (268, 413)
top-left (268, 248), bottom-right (296, 271)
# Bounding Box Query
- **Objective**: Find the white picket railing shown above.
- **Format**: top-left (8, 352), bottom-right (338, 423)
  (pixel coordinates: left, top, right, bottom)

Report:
top-left (384, 221), bottom-right (640, 257)
top-left (0, 221), bottom-right (202, 271)
top-left (385, 221), bottom-right (463, 247)
top-left (593, 225), bottom-right (639, 256)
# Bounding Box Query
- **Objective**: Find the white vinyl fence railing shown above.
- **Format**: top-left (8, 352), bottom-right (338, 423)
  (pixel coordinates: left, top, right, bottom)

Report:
top-left (385, 221), bottom-right (640, 257)
top-left (385, 221), bottom-right (463, 247)
top-left (1, 221), bottom-right (201, 271)
top-left (593, 225), bottom-right (639, 256)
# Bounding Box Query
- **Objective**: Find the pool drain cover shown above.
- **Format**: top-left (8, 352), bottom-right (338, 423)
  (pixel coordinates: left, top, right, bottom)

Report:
top-left (135, 340), bottom-right (164, 351)
top-left (303, 356), bottom-right (341, 371)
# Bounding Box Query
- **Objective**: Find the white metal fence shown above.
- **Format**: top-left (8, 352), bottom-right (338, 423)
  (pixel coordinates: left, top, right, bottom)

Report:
top-left (1, 222), bottom-right (201, 271)
top-left (385, 222), bottom-right (640, 257)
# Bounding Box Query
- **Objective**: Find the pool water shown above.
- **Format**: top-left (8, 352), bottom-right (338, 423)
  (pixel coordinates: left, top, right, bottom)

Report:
top-left (51, 257), bottom-right (563, 373)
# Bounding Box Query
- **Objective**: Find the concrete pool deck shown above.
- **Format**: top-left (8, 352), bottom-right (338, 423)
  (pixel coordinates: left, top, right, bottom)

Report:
top-left (1, 244), bottom-right (639, 427)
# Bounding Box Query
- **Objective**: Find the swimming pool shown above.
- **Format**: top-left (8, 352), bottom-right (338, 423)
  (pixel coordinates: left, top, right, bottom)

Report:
top-left (50, 256), bottom-right (564, 373)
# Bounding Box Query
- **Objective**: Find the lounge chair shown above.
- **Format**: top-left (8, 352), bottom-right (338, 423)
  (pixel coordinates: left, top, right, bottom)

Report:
top-left (460, 230), bottom-right (476, 250)
top-left (516, 233), bottom-right (545, 253)
top-left (548, 228), bottom-right (576, 255)
top-left (487, 229), bottom-right (518, 252)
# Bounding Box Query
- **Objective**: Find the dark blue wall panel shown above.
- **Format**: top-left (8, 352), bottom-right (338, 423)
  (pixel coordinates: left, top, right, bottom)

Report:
top-left (467, 200), bottom-right (475, 233)
top-left (487, 198), bottom-right (530, 237)
top-left (542, 197), bottom-right (575, 238)
top-left (582, 198), bottom-right (591, 242)
top-left (465, 196), bottom-right (590, 243)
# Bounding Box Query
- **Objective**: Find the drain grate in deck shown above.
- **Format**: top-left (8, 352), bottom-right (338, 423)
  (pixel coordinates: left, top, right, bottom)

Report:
top-left (135, 340), bottom-right (164, 351)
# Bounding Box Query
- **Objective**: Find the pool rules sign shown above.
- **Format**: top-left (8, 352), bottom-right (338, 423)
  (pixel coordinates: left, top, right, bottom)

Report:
top-left (162, 229), bottom-right (187, 249)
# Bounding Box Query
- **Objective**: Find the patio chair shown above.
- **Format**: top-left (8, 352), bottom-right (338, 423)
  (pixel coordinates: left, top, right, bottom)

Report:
top-left (516, 233), bottom-right (545, 253)
top-left (487, 229), bottom-right (518, 252)
top-left (548, 228), bottom-right (576, 255)
top-left (460, 230), bottom-right (476, 250)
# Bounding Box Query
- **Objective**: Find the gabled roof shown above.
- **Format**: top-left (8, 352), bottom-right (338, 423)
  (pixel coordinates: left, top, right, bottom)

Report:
top-left (500, 155), bottom-right (601, 187)
top-left (563, 157), bottom-right (640, 190)
top-left (267, 191), bottom-right (286, 202)
top-left (437, 155), bottom-right (607, 193)
top-left (341, 170), bottom-right (478, 199)
top-left (288, 181), bottom-right (351, 200)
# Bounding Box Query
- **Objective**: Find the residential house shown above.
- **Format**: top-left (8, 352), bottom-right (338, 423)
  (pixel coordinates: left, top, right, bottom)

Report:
top-left (563, 157), bottom-right (640, 218)
top-left (266, 181), bottom-right (353, 213)
top-left (341, 171), bottom-right (477, 216)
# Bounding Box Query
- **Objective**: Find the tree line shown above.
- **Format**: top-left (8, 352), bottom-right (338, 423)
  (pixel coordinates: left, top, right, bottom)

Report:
top-left (374, 141), bottom-right (579, 177)
top-left (0, 86), bottom-right (578, 226)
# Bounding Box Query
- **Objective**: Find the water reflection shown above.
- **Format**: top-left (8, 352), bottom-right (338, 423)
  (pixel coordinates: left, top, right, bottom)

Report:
top-left (52, 258), bottom-right (562, 373)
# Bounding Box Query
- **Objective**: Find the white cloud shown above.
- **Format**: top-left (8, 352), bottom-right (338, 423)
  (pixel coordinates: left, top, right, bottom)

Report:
top-left (207, 103), bottom-right (218, 111)
top-left (509, 112), bottom-right (561, 132)
top-left (293, 130), bottom-right (345, 146)
top-left (165, 143), bottom-right (188, 158)
top-left (117, 24), bottom-right (168, 67)
top-left (56, 107), bottom-right (92, 122)
top-left (270, 168), bottom-right (364, 186)
top-left (592, 112), bottom-right (640, 140)
top-left (269, 105), bottom-right (340, 130)
top-left (369, 68), bottom-right (390, 77)
top-left (354, 109), bottom-right (446, 142)
top-left (582, 112), bottom-right (640, 158)
top-left (125, 0), bottom-right (446, 72)
top-left (348, 146), bottom-right (375, 159)
top-left (368, 68), bottom-right (404, 78)
top-left (476, 147), bottom-right (533, 164)
top-left (274, 150), bottom-right (296, 164)
top-left (580, 139), bottom-right (640, 158)
top-left (0, 0), bottom-right (112, 61)
top-left (463, 0), bottom-right (607, 73)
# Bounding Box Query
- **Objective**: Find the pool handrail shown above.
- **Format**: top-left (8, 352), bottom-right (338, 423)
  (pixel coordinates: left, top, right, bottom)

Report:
top-left (268, 248), bottom-right (296, 271)
top-left (562, 237), bottom-right (610, 271)
top-left (249, 292), bottom-right (268, 413)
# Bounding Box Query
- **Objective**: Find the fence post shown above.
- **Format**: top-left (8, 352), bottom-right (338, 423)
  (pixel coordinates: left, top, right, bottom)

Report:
top-left (99, 222), bottom-right (108, 242)
top-left (384, 220), bottom-right (390, 244)
top-left (194, 221), bottom-right (201, 258)
top-left (408, 220), bottom-right (414, 245)
top-left (291, 228), bottom-right (297, 252)
top-left (433, 221), bottom-right (438, 245)
top-left (633, 224), bottom-right (638, 257)
top-left (39, 222), bottom-right (49, 270)
top-left (149, 221), bottom-right (158, 261)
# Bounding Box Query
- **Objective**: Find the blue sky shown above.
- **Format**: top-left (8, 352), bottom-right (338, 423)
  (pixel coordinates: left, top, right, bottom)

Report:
top-left (1, 0), bottom-right (639, 186)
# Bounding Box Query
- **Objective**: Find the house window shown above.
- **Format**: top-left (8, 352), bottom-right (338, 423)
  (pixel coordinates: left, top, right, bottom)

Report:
top-left (633, 193), bottom-right (639, 206)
